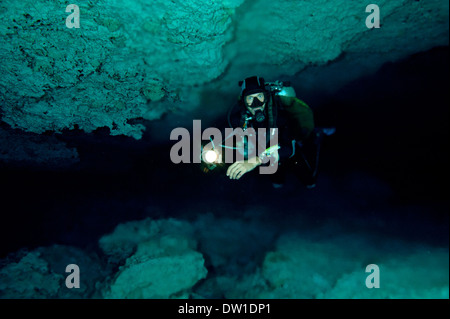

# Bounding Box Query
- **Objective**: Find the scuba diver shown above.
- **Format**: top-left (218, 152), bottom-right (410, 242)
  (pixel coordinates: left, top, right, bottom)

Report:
top-left (222, 75), bottom-right (330, 189)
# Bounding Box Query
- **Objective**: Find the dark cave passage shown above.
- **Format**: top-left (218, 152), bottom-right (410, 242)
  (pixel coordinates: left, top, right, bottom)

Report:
top-left (0, 47), bottom-right (448, 260)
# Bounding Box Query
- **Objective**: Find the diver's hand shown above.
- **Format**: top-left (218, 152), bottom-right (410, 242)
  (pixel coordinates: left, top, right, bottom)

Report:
top-left (226, 157), bottom-right (262, 180)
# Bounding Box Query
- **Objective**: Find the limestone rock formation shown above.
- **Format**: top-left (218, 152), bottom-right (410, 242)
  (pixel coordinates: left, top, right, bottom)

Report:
top-left (218, 232), bottom-right (449, 299)
top-left (0, 126), bottom-right (79, 167)
top-left (0, 245), bottom-right (105, 299)
top-left (99, 218), bottom-right (208, 298)
top-left (0, 0), bottom-right (448, 139)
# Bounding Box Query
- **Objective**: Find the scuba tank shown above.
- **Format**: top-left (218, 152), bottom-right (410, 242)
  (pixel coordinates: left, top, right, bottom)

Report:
top-left (263, 80), bottom-right (296, 130)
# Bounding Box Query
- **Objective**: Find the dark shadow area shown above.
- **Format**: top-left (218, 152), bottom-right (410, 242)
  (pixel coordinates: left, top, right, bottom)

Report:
top-left (314, 46), bottom-right (449, 205)
top-left (0, 46), bottom-right (448, 260)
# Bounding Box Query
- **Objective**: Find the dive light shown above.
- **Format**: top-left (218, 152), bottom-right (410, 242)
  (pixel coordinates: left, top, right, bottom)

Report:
top-left (203, 149), bottom-right (219, 164)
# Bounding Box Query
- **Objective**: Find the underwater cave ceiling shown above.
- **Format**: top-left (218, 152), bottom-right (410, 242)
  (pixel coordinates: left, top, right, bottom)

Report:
top-left (0, 0), bottom-right (448, 142)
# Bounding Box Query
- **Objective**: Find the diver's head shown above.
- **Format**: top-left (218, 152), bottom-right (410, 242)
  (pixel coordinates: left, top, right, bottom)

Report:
top-left (245, 92), bottom-right (266, 120)
top-left (240, 76), bottom-right (268, 122)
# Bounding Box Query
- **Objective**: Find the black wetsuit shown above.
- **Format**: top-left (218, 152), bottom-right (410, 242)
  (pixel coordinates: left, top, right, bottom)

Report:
top-left (228, 93), bottom-right (317, 186)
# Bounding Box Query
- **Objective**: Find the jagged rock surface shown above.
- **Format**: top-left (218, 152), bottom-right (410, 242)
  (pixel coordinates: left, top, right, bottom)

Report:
top-left (0, 126), bottom-right (79, 167)
top-left (0, 245), bottom-right (105, 299)
top-left (99, 218), bottom-right (208, 299)
top-left (0, 0), bottom-right (448, 138)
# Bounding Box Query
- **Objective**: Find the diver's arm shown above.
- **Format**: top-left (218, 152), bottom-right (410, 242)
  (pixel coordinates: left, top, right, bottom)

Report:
top-left (226, 156), bottom-right (262, 180)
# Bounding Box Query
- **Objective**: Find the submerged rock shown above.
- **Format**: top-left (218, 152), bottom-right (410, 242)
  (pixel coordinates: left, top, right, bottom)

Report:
top-left (99, 218), bottom-right (208, 299)
top-left (0, 245), bottom-right (105, 299)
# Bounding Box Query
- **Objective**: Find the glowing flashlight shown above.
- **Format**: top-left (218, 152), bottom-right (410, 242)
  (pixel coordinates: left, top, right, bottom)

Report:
top-left (203, 149), bottom-right (219, 163)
